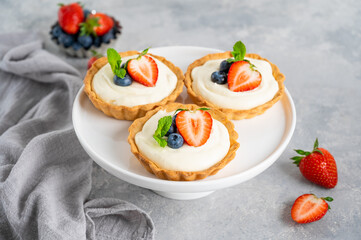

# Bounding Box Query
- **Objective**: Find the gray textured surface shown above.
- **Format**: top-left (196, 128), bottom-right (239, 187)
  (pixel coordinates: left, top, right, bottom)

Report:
top-left (2, 0), bottom-right (361, 239)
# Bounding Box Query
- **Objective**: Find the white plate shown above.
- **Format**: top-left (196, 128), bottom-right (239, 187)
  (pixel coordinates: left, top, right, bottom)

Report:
top-left (72, 46), bottom-right (296, 200)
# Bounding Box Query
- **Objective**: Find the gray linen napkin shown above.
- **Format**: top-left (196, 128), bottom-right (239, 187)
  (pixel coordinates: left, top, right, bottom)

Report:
top-left (0, 32), bottom-right (154, 240)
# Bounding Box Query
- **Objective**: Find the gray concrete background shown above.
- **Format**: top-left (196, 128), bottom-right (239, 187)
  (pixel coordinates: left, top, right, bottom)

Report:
top-left (2, 0), bottom-right (361, 239)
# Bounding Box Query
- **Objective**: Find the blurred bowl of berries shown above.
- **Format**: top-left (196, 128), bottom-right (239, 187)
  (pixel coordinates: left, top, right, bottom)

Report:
top-left (50, 2), bottom-right (122, 58)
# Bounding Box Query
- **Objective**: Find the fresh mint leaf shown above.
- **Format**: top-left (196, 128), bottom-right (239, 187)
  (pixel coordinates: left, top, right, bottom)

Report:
top-left (114, 68), bottom-right (126, 78)
top-left (153, 135), bottom-right (167, 147)
top-left (153, 116), bottom-right (172, 147)
top-left (227, 58), bottom-right (236, 63)
top-left (107, 48), bottom-right (122, 74)
top-left (158, 116), bottom-right (172, 137)
top-left (231, 40), bottom-right (246, 62)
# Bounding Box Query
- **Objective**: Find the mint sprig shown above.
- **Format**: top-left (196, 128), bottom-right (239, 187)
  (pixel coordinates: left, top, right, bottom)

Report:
top-left (153, 116), bottom-right (172, 147)
top-left (227, 40), bottom-right (247, 63)
top-left (107, 48), bottom-right (127, 78)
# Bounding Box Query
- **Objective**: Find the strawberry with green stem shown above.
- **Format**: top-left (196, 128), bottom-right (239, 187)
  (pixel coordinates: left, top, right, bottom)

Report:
top-left (87, 50), bottom-right (103, 69)
top-left (58, 2), bottom-right (84, 34)
top-left (127, 48), bottom-right (159, 87)
top-left (291, 138), bottom-right (338, 188)
top-left (225, 41), bottom-right (262, 92)
top-left (153, 108), bottom-right (212, 148)
top-left (80, 12), bottom-right (113, 37)
top-left (291, 194), bottom-right (333, 224)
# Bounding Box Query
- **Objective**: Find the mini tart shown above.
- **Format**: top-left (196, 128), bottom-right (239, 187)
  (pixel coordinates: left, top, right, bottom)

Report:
top-left (84, 51), bottom-right (184, 120)
top-left (185, 52), bottom-right (285, 120)
top-left (128, 103), bottom-right (240, 181)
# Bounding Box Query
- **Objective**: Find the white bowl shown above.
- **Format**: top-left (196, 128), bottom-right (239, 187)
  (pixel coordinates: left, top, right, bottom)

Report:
top-left (72, 46), bottom-right (296, 200)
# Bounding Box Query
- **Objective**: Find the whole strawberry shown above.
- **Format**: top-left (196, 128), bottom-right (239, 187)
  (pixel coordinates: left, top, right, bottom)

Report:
top-left (87, 50), bottom-right (103, 69)
top-left (58, 3), bottom-right (84, 34)
top-left (291, 138), bottom-right (338, 188)
top-left (291, 194), bottom-right (333, 224)
top-left (80, 13), bottom-right (114, 37)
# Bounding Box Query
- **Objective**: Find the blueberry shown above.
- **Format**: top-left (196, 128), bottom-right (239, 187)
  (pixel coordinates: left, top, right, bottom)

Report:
top-left (165, 115), bottom-right (178, 136)
top-left (219, 60), bottom-right (232, 73)
top-left (113, 74), bottom-right (133, 86)
top-left (211, 71), bottom-right (227, 84)
top-left (78, 35), bottom-right (93, 48)
top-left (58, 32), bottom-right (74, 48)
top-left (72, 42), bottom-right (82, 50)
top-left (101, 29), bottom-right (114, 44)
top-left (51, 25), bottom-right (63, 38)
top-left (83, 9), bottom-right (91, 18)
top-left (93, 37), bottom-right (101, 47)
top-left (167, 133), bottom-right (184, 149)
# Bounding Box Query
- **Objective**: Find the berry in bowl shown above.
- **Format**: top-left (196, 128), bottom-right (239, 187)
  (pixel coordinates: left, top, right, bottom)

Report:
top-left (50, 2), bottom-right (121, 58)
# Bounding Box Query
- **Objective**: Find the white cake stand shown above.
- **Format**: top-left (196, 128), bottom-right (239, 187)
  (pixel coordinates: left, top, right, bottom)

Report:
top-left (72, 46), bottom-right (296, 200)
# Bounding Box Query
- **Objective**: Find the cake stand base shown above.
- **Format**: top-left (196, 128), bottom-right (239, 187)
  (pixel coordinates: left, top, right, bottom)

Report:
top-left (153, 190), bottom-right (215, 200)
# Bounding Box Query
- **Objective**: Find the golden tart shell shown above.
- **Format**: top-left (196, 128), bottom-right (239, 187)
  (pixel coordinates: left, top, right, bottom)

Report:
top-left (84, 51), bottom-right (184, 120)
top-left (184, 52), bottom-right (285, 120)
top-left (128, 103), bottom-right (240, 181)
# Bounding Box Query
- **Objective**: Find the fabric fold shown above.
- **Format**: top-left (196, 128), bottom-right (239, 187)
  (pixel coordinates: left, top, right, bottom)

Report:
top-left (0, 32), bottom-right (154, 240)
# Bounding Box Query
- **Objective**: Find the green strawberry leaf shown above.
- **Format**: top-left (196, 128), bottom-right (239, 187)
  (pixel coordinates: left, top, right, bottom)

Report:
top-left (294, 149), bottom-right (311, 156)
top-left (322, 197), bottom-right (334, 202)
top-left (314, 149), bottom-right (324, 155)
top-left (79, 16), bottom-right (100, 36)
top-left (153, 116), bottom-right (173, 147)
top-left (90, 50), bottom-right (103, 58)
top-left (197, 107), bottom-right (210, 111)
top-left (174, 108), bottom-right (189, 115)
top-left (314, 138), bottom-right (319, 150)
top-left (137, 47), bottom-right (150, 60)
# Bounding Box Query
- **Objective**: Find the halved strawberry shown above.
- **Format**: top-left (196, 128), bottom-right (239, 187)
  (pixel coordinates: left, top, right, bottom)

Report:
top-left (127, 55), bottom-right (158, 87)
top-left (175, 110), bottom-right (213, 147)
top-left (291, 194), bottom-right (333, 224)
top-left (227, 60), bottom-right (262, 92)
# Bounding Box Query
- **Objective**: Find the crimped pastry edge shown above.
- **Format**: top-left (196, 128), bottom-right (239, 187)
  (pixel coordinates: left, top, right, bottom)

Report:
top-left (128, 103), bottom-right (240, 181)
top-left (184, 52), bottom-right (285, 120)
top-left (84, 51), bottom-right (184, 120)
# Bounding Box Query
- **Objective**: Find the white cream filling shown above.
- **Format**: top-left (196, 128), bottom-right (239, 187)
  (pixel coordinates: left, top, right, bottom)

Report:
top-left (135, 110), bottom-right (230, 172)
top-left (191, 57), bottom-right (279, 110)
top-left (92, 55), bottom-right (177, 107)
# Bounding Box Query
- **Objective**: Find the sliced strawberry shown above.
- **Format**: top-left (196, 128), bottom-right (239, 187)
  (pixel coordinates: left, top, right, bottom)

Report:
top-left (58, 3), bottom-right (84, 34)
top-left (227, 60), bottom-right (262, 92)
top-left (291, 194), bottom-right (333, 224)
top-left (89, 13), bottom-right (114, 36)
top-left (127, 55), bottom-right (158, 87)
top-left (176, 110), bottom-right (213, 147)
